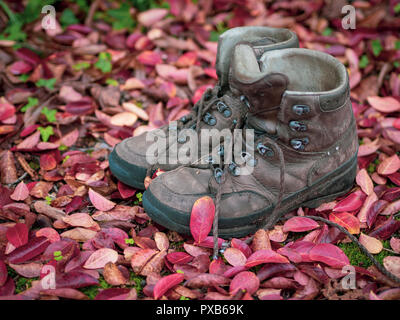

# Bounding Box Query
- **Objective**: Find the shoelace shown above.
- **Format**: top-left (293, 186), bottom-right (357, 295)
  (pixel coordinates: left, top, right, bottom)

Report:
top-left (145, 85), bottom-right (227, 179)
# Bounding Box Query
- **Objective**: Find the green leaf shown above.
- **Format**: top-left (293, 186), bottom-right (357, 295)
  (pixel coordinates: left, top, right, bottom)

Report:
top-left (394, 61), bottom-right (400, 68)
top-left (58, 144), bottom-right (68, 151)
top-left (21, 97), bottom-right (38, 112)
top-left (395, 41), bottom-right (400, 50)
top-left (125, 238), bottom-right (135, 245)
top-left (35, 78), bottom-right (56, 90)
top-left (371, 39), bottom-right (383, 57)
top-left (19, 74), bottom-right (30, 83)
top-left (62, 155), bottom-right (70, 164)
top-left (60, 8), bottom-right (79, 28)
top-left (41, 106), bottom-right (57, 122)
top-left (45, 196), bottom-right (52, 205)
top-left (176, 269), bottom-right (184, 274)
top-left (359, 55), bottom-right (369, 69)
top-left (107, 3), bottom-right (135, 30)
top-left (72, 61), bottom-right (91, 71)
top-left (395, 3), bottom-right (400, 14)
top-left (38, 126), bottom-right (54, 142)
top-left (94, 52), bottom-right (112, 73)
top-left (106, 78), bottom-right (119, 86)
top-left (322, 27), bottom-right (333, 36)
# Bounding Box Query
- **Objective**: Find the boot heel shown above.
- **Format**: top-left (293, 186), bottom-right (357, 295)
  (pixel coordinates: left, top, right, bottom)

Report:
top-left (302, 155), bottom-right (357, 209)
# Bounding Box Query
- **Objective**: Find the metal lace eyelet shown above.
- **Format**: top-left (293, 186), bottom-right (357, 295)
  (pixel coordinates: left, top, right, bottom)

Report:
top-left (289, 120), bottom-right (307, 132)
top-left (214, 168), bottom-right (223, 184)
top-left (217, 101), bottom-right (232, 118)
top-left (257, 143), bottom-right (274, 157)
top-left (218, 146), bottom-right (224, 156)
top-left (228, 163), bottom-right (240, 176)
top-left (241, 152), bottom-right (257, 167)
top-left (208, 117), bottom-right (217, 126)
top-left (240, 95), bottom-right (251, 109)
top-left (178, 135), bottom-right (187, 144)
top-left (290, 137), bottom-right (309, 150)
top-left (292, 105), bottom-right (310, 115)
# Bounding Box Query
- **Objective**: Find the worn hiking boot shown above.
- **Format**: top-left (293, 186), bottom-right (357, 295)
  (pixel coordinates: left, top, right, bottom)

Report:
top-left (142, 46), bottom-right (358, 238)
top-left (109, 27), bottom-right (299, 189)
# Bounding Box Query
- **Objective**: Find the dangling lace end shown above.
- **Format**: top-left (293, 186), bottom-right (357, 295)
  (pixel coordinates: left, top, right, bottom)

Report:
top-left (212, 182), bottom-right (223, 260)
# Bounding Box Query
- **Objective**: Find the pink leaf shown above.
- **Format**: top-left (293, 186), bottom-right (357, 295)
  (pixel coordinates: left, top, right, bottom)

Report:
top-left (117, 181), bottom-right (136, 199)
top-left (10, 182), bottom-right (29, 201)
top-left (377, 154), bottom-right (400, 175)
top-left (356, 169), bottom-right (374, 195)
top-left (309, 243), bottom-right (350, 268)
top-left (245, 250), bottom-right (289, 268)
top-left (223, 248), bottom-right (247, 267)
top-left (88, 188), bottom-right (115, 212)
top-left (230, 271), bottom-right (260, 295)
top-left (153, 273), bottom-right (184, 299)
top-left (6, 223), bottom-right (28, 248)
top-left (283, 217), bottom-right (319, 233)
top-left (190, 196), bottom-right (215, 244)
top-left (137, 9), bottom-right (168, 27)
top-left (83, 248), bottom-right (118, 269)
top-left (166, 252), bottom-right (193, 265)
top-left (231, 238), bottom-right (252, 258)
top-left (0, 260), bottom-right (7, 286)
top-left (35, 228), bottom-right (60, 243)
top-left (367, 96), bottom-right (400, 113)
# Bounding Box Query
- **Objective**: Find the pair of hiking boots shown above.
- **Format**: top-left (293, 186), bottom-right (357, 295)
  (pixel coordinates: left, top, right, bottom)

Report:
top-left (109, 26), bottom-right (358, 239)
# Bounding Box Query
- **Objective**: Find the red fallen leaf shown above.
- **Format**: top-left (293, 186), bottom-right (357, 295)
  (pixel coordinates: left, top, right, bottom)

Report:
top-left (154, 232), bottom-right (169, 251)
top-left (283, 217), bottom-right (319, 233)
top-left (329, 212), bottom-right (360, 234)
top-left (186, 274), bottom-right (230, 288)
top-left (56, 271), bottom-right (99, 289)
top-left (287, 241), bottom-right (315, 262)
top-left (0, 98), bottom-right (16, 121)
top-left (15, 47), bottom-right (41, 66)
top-left (65, 99), bottom-right (94, 115)
top-left (367, 200), bottom-right (388, 227)
top-left (190, 196), bottom-right (215, 244)
top-left (309, 243), bottom-right (349, 268)
top-left (7, 236), bottom-right (50, 264)
top-left (40, 288), bottom-right (89, 300)
top-left (35, 228), bottom-right (60, 243)
top-left (380, 199), bottom-right (400, 215)
top-left (137, 51), bottom-right (162, 66)
top-left (369, 218), bottom-right (400, 240)
top-left (224, 248), bottom-right (247, 267)
top-left (245, 250), bottom-right (289, 268)
top-left (356, 169), bottom-right (374, 195)
top-left (83, 248), bottom-right (118, 269)
top-left (209, 258), bottom-right (230, 275)
top-left (153, 273), bottom-right (184, 300)
top-left (103, 262), bottom-right (127, 286)
top-left (6, 223), bottom-right (28, 248)
top-left (0, 260), bottom-right (7, 286)
top-left (230, 271), bottom-right (260, 295)
top-left (387, 173), bottom-right (400, 186)
top-left (257, 263), bottom-right (297, 282)
top-left (251, 229), bottom-right (271, 251)
top-left (58, 129), bottom-right (79, 147)
top-left (357, 192), bottom-right (378, 223)
top-left (333, 190), bottom-right (366, 212)
top-left (231, 238), bottom-right (252, 258)
top-left (65, 196), bottom-right (84, 214)
top-left (40, 154), bottom-right (57, 171)
top-left (10, 181), bottom-right (29, 201)
top-left (276, 246), bottom-right (302, 263)
top-left (131, 249), bottom-right (158, 274)
top-left (377, 154), bottom-right (400, 175)
top-left (8, 61), bottom-right (33, 75)
top-left (166, 252), bottom-right (193, 265)
top-left (95, 288), bottom-right (131, 300)
top-left (377, 288), bottom-right (400, 300)
top-left (176, 51), bottom-right (197, 68)
top-left (117, 181), bottom-right (136, 199)
top-left (196, 236), bottom-right (225, 249)
top-left (0, 277), bottom-right (15, 296)
top-left (367, 96), bottom-right (400, 113)
top-left (88, 188), bottom-right (115, 212)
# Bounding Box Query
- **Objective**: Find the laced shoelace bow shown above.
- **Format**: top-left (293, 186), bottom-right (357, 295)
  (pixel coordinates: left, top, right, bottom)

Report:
top-left (145, 86), bottom-right (222, 179)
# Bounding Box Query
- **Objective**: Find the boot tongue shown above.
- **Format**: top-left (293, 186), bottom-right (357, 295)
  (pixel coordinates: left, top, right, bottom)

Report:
top-left (229, 44), bottom-right (288, 135)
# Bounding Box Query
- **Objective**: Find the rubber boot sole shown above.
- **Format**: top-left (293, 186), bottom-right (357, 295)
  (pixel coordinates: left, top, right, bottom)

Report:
top-left (109, 148), bottom-right (147, 190)
top-left (143, 154), bottom-right (357, 239)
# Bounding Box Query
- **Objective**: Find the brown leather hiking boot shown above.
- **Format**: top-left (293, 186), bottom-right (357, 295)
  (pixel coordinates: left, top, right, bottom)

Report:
top-left (109, 27), bottom-right (299, 189)
top-left (142, 47), bottom-right (358, 238)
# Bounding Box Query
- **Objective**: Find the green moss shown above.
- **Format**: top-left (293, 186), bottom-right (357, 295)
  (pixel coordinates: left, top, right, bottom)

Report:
top-left (128, 273), bottom-right (145, 296)
top-left (338, 240), bottom-right (392, 268)
top-left (79, 275), bottom-right (113, 300)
